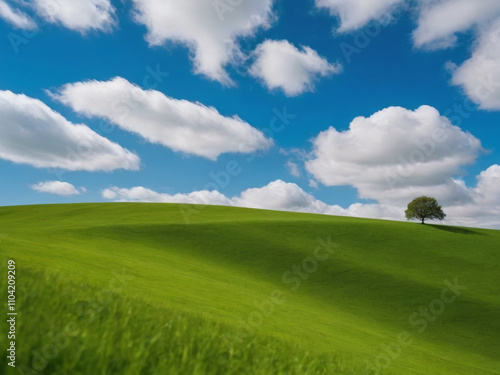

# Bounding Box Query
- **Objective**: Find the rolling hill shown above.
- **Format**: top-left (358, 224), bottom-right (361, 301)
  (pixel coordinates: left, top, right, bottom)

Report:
top-left (1, 203), bottom-right (499, 374)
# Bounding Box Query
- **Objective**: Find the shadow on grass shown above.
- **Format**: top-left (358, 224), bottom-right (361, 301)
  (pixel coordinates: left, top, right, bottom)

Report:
top-left (428, 224), bottom-right (484, 235)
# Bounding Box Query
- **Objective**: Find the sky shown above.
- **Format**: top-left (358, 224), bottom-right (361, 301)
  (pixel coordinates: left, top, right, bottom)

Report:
top-left (0, 0), bottom-right (499, 229)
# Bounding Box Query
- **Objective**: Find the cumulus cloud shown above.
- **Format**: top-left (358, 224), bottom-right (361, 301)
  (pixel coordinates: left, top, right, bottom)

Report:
top-left (411, 1), bottom-right (500, 108)
top-left (451, 19), bottom-right (500, 110)
top-left (249, 40), bottom-right (341, 96)
top-left (51, 77), bottom-right (273, 160)
top-left (313, 1), bottom-right (500, 110)
top-left (33, 0), bottom-right (116, 33)
top-left (315, 0), bottom-right (500, 40)
top-left (305, 105), bottom-right (483, 205)
top-left (0, 90), bottom-right (140, 171)
top-left (473, 164), bottom-right (500, 207)
top-left (102, 180), bottom-right (408, 222)
top-left (302, 105), bottom-right (499, 227)
top-left (314, 0), bottom-right (404, 32)
top-left (31, 181), bottom-right (84, 196)
top-left (102, 180), bottom-right (344, 215)
top-left (0, 0), bottom-right (36, 29)
top-left (232, 181), bottom-right (400, 221)
top-left (131, 0), bottom-right (275, 84)
top-left (233, 180), bottom-right (342, 214)
top-left (440, 164), bottom-right (500, 228)
top-left (102, 186), bottom-right (233, 206)
top-left (413, 0), bottom-right (500, 49)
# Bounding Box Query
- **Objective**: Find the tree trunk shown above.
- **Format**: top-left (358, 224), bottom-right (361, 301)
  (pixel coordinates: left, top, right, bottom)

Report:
top-left (421, 217), bottom-right (425, 224)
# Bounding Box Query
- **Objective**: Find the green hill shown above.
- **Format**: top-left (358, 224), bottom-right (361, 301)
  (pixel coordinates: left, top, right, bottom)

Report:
top-left (1, 203), bottom-right (499, 374)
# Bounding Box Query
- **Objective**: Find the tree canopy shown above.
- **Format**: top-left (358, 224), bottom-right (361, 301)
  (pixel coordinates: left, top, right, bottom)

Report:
top-left (405, 196), bottom-right (446, 224)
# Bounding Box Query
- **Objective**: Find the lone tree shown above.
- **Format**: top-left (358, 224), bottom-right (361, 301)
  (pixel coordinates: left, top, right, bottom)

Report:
top-left (405, 196), bottom-right (446, 224)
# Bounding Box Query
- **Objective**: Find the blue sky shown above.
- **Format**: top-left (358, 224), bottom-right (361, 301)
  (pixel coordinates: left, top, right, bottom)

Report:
top-left (0, 0), bottom-right (499, 228)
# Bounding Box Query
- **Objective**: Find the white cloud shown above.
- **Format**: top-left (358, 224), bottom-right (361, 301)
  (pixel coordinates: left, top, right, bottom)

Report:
top-left (233, 180), bottom-right (344, 214)
top-left (102, 180), bottom-right (345, 215)
top-left (0, 89), bottom-right (140, 171)
top-left (0, 0), bottom-right (36, 29)
top-left (286, 160), bottom-right (301, 177)
top-left (316, 0), bottom-right (500, 40)
top-left (249, 40), bottom-right (341, 96)
top-left (473, 164), bottom-right (500, 207)
top-left (102, 180), bottom-right (403, 222)
top-left (31, 181), bottom-right (84, 195)
top-left (51, 77), bottom-right (273, 160)
top-left (305, 105), bottom-right (483, 206)
top-left (314, 0), bottom-right (404, 32)
top-left (413, 0), bottom-right (500, 49)
top-left (314, 0), bottom-right (500, 110)
top-left (131, 0), bottom-right (275, 85)
top-left (101, 174), bottom-right (500, 229)
top-left (232, 181), bottom-right (401, 221)
top-left (411, 1), bottom-right (500, 109)
top-left (451, 19), bottom-right (500, 110)
top-left (439, 164), bottom-right (500, 228)
top-left (33, 0), bottom-right (116, 33)
top-left (102, 186), bottom-right (233, 206)
top-left (410, 1), bottom-right (500, 109)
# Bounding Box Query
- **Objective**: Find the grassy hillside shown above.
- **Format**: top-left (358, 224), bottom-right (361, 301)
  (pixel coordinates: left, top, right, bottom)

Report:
top-left (1, 203), bottom-right (499, 374)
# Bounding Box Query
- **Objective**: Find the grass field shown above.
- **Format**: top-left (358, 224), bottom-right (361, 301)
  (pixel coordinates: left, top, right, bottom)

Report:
top-left (0, 203), bottom-right (499, 374)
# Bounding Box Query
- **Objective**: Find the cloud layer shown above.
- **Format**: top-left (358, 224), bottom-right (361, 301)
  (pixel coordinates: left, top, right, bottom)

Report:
top-left (100, 180), bottom-right (408, 224)
top-left (413, 0), bottom-right (500, 49)
top-left (51, 77), bottom-right (273, 160)
top-left (0, 0), bottom-right (116, 32)
top-left (33, 0), bottom-right (116, 33)
top-left (131, 0), bottom-right (275, 84)
top-left (102, 186), bottom-right (233, 206)
top-left (250, 40), bottom-right (341, 96)
top-left (0, 0), bottom-right (36, 29)
top-left (0, 90), bottom-right (140, 171)
top-left (451, 19), bottom-right (500, 110)
top-left (412, 1), bottom-right (500, 109)
top-left (31, 181), bottom-right (84, 195)
top-left (314, 0), bottom-right (404, 32)
top-left (102, 180), bottom-right (343, 215)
